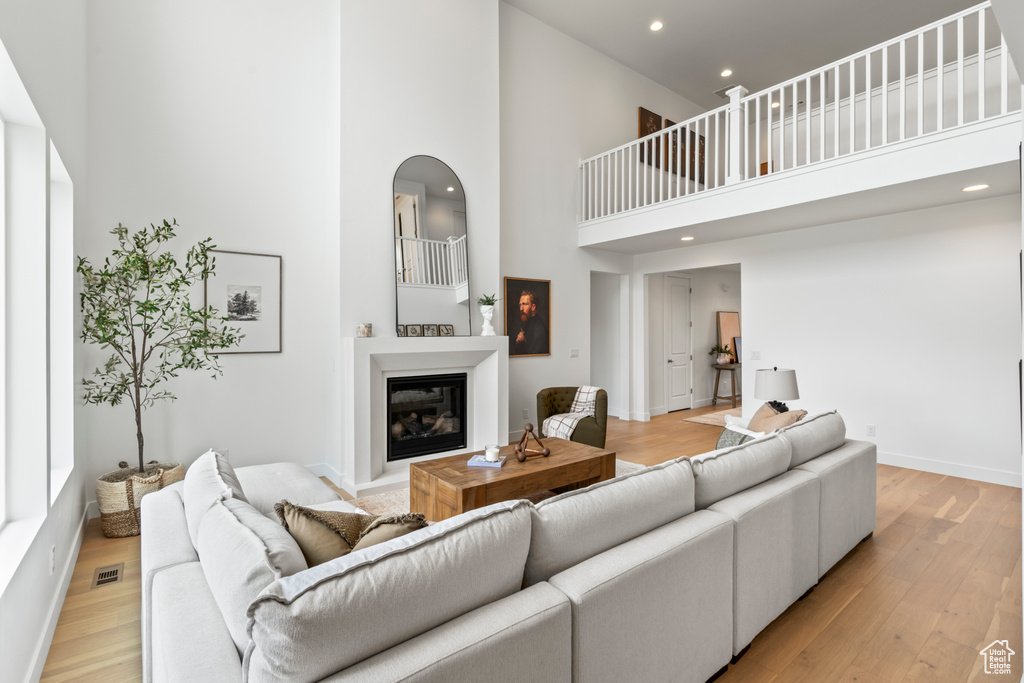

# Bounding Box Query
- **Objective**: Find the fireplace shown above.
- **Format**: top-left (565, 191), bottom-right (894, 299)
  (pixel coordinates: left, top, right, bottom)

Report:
top-left (387, 373), bottom-right (468, 461)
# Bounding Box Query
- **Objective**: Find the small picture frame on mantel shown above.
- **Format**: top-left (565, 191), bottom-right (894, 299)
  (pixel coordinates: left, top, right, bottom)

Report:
top-left (423, 324), bottom-right (438, 337)
top-left (396, 324), bottom-right (406, 337)
top-left (406, 324), bottom-right (422, 337)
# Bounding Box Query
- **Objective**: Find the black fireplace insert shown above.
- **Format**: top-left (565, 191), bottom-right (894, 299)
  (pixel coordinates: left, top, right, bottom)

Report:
top-left (387, 373), bottom-right (467, 461)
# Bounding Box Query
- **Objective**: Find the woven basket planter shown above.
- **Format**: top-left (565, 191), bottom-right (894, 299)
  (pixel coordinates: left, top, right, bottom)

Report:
top-left (96, 461), bottom-right (185, 538)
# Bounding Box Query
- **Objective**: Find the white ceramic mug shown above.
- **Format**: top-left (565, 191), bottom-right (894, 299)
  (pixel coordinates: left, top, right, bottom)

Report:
top-left (356, 323), bottom-right (372, 338)
top-left (484, 444), bottom-right (500, 462)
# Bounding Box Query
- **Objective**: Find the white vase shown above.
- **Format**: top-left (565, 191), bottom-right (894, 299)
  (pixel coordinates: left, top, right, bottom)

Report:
top-left (716, 353), bottom-right (732, 365)
top-left (480, 305), bottom-right (495, 336)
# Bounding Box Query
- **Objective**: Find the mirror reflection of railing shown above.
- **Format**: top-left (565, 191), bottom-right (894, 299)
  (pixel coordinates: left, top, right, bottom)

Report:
top-left (579, 1), bottom-right (1020, 223)
top-left (396, 234), bottom-right (468, 288)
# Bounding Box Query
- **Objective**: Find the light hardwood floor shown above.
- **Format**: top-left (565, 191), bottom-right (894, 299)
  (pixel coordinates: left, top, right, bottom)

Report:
top-left (42, 403), bottom-right (1022, 682)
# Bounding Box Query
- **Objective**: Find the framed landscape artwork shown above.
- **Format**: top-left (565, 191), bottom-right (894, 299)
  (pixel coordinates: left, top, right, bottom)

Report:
top-left (205, 250), bottom-right (282, 353)
top-left (504, 277), bottom-right (550, 358)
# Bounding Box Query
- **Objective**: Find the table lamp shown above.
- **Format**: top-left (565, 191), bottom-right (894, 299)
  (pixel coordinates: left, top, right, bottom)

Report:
top-left (754, 367), bottom-right (799, 413)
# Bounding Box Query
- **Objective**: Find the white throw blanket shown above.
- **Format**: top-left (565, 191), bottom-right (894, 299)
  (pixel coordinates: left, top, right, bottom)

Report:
top-left (542, 386), bottom-right (601, 440)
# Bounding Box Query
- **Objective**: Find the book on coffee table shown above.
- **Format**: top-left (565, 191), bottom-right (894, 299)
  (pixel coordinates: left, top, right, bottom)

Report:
top-left (467, 454), bottom-right (505, 468)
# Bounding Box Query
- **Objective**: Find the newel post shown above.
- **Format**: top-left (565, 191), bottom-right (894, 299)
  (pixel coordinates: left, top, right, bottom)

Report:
top-left (726, 85), bottom-right (748, 185)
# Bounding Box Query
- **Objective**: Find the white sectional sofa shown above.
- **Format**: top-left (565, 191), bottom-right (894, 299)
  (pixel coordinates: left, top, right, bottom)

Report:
top-left (141, 410), bottom-right (875, 683)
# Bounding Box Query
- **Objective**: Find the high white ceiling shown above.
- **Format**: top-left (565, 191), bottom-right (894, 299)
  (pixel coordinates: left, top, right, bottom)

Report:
top-left (504, 0), bottom-right (984, 109)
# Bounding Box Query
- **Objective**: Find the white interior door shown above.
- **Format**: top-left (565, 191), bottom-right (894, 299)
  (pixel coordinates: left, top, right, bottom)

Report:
top-left (665, 275), bottom-right (692, 411)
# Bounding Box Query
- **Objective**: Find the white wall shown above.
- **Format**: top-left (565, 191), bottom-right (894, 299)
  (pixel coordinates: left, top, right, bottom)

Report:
top-left (635, 195), bottom-right (1022, 486)
top-left (590, 272), bottom-right (625, 418)
top-left (499, 2), bottom-right (703, 435)
top-left (422, 195), bottom-right (466, 241)
top-left (83, 1), bottom-right (341, 482)
top-left (0, 3), bottom-right (89, 682)
top-left (647, 268), bottom-right (742, 413)
top-left (337, 0), bottom-right (500, 474)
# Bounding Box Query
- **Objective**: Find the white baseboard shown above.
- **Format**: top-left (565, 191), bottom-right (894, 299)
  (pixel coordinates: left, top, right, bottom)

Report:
top-left (27, 506), bottom-right (89, 683)
top-left (306, 462), bottom-right (343, 486)
top-left (878, 450), bottom-right (1022, 488)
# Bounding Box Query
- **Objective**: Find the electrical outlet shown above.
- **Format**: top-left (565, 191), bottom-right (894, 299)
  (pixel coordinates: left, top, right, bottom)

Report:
top-left (49, 545), bottom-right (56, 576)
top-left (750, 350), bottom-right (762, 361)
top-left (866, 425), bottom-right (876, 437)
top-left (569, 348), bottom-right (579, 358)
top-left (522, 409), bottom-right (529, 419)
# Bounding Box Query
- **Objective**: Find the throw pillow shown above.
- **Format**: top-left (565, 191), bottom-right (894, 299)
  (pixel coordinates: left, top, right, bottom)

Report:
top-left (352, 514), bottom-right (429, 552)
top-left (275, 500), bottom-right (377, 567)
top-left (749, 403), bottom-right (808, 433)
top-left (715, 425), bottom-right (756, 449)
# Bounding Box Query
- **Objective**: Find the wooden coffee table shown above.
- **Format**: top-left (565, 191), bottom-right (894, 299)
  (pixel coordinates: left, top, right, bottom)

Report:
top-left (409, 439), bottom-right (616, 522)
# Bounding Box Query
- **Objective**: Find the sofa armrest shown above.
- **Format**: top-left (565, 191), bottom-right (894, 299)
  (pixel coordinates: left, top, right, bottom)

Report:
top-left (324, 583), bottom-right (571, 682)
top-left (151, 563), bottom-right (242, 683)
top-left (141, 483), bottom-right (198, 683)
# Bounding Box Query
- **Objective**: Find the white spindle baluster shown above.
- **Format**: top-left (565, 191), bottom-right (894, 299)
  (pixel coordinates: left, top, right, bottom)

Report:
top-left (780, 86), bottom-right (786, 168)
top-left (882, 46), bottom-right (889, 143)
top-left (917, 34), bottom-right (924, 135)
top-left (755, 97), bottom-right (761, 175)
top-left (1000, 35), bottom-right (1008, 114)
top-left (957, 16), bottom-right (964, 126)
top-left (834, 66), bottom-right (840, 156)
top-left (849, 59), bottom-right (856, 153)
top-left (714, 114), bottom-right (719, 187)
top-left (703, 117), bottom-right (710, 189)
top-left (866, 53), bottom-right (872, 148)
top-left (804, 76), bottom-right (811, 163)
top-left (767, 92), bottom-right (773, 173)
top-left (978, 9), bottom-right (985, 121)
top-left (661, 131), bottom-right (667, 202)
top-left (937, 26), bottom-right (944, 131)
top-left (899, 40), bottom-right (906, 141)
top-left (818, 73), bottom-right (825, 160)
top-left (792, 82), bottom-right (798, 166)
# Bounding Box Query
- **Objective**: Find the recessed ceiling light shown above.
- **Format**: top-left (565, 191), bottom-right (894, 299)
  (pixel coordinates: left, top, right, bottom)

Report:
top-left (650, 20), bottom-right (663, 31)
top-left (446, 186), bottom-right (455, 192)
top-left (680, 236), bottom-right (694, 241)
top-left (771, 101), bottom-right (780, 108)
top-left (721, 69), bottom-right (733, 78)
top-left (962, 184), bottom-right (989, 192)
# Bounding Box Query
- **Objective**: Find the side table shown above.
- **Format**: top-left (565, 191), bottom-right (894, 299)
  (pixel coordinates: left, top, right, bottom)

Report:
top-left (712, 363), bottom-right (742, 408)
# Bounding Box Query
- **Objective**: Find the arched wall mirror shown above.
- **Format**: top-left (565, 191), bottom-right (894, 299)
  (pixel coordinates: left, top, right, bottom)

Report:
top-left (393, 156), bottom-right (471, 336)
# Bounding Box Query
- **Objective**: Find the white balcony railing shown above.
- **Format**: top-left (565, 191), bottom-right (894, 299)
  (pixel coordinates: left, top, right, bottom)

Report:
top-left (396, 234), bottom-right (468, 288)
top-left (579, 1), bottom-right (1021, 224)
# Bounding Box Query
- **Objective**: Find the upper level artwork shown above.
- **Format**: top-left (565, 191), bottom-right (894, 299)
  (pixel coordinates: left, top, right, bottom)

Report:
top-left (579, 2), bottom-right (1021, 253)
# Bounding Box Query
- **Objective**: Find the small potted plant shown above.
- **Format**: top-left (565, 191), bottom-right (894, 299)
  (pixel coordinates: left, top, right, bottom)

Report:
top-left (79, 220), bottom-right (243, 537)
top-left (709, 343), bottom-right (735, 365)
top-left (477, 293), bottom-right (498, 336)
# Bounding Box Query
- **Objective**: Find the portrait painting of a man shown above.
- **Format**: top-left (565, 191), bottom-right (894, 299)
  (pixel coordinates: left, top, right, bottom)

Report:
top-left (504, 277), bottom-right (550, 357)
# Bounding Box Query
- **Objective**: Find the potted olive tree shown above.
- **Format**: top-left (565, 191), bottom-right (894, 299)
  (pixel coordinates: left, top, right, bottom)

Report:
top-left (79, 220), bottom-right (242, 537)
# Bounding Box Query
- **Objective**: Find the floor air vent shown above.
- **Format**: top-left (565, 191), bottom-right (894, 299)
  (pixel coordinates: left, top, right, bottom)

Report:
top-left (91, 563), bottom-right (124, 589)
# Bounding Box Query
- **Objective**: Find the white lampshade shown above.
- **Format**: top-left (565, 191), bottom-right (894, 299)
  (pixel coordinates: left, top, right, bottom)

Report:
top-left (754, 368), bottom-right (799, 402)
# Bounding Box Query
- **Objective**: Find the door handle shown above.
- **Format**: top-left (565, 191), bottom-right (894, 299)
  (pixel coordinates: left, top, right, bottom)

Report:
top-left (667, 359), bottom-right (674, 363)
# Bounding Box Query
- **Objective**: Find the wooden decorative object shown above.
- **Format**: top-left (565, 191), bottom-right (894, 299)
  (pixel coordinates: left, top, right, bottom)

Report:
top-left (513, 423), bottom-right (550, 462)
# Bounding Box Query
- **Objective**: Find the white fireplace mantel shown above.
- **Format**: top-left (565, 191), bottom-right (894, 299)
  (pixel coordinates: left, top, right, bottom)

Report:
top-left (340, 336), bottom-right (508, 497)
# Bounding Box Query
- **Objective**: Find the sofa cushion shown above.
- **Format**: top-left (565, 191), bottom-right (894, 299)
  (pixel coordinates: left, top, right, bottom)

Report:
top-left (523, 459), bottom-right (694, 587)
top-left (690, 433), bottom-right (792, 509)
top-left (197, 497), bottom-right (307, 657)
top-left (748, 402), bottom-right (808, 433)
top-left (235, 462), bottom-right (340, 517)
top-left (778, 410), bottom-right (847, 468)
top-left (244, 500), bottom-right (533, 683)
top-left (183, 449), bottom-right (247, 548)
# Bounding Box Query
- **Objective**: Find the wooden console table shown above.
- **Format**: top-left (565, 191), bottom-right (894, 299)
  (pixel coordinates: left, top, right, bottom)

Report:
top-left (410, 439), bottom-right (616, 522)
top-left (712, 363), bottom-right (742, 408)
